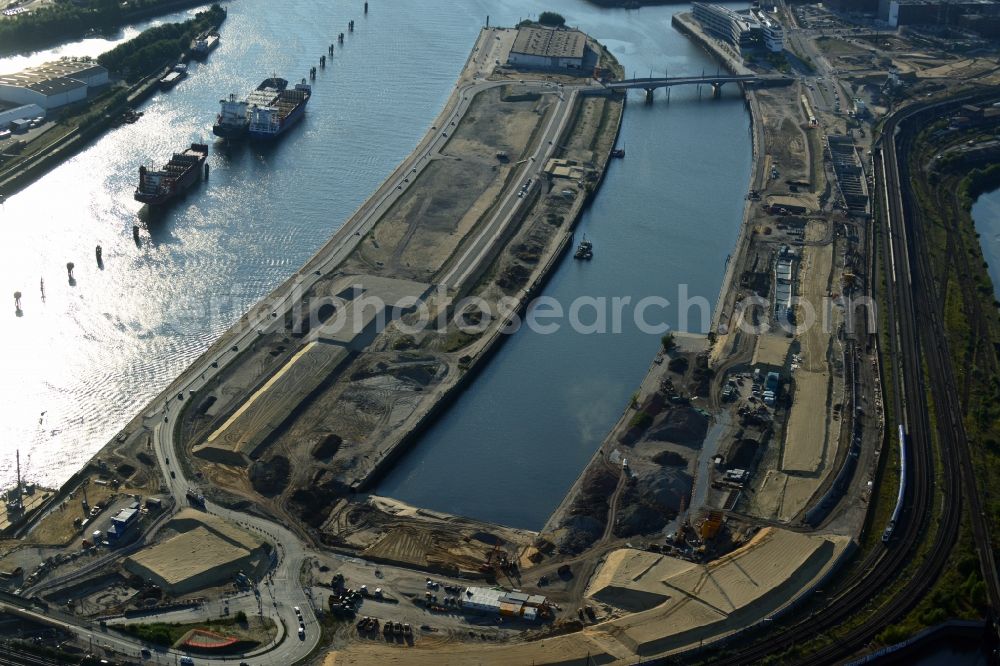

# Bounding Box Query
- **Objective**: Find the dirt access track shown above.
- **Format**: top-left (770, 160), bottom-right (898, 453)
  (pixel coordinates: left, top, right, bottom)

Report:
top-left (347, 85), bottom-right (556, 281)
top-left (180, 82), bottom-right (553, 472)
top-left (326, 528), bottom-right (852, 665)
top-left (172, 29), bottom-right (624, 552)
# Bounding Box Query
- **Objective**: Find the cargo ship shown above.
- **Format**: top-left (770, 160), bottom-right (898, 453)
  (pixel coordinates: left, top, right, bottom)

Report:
top-left (248, 78), bottom-right (311, 140)
top-left (190, 31), bottom-right (219, 60)
top-left (213, 77), bottom-right (289, 139)
top-left (134, 143), bottom-right (209, 206)
top-left (159, 63), bottom-right (187, 91)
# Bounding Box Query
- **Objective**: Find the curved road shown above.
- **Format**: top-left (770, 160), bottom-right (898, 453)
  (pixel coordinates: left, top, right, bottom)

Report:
top-left (10, 29), bottom-right (608, 665)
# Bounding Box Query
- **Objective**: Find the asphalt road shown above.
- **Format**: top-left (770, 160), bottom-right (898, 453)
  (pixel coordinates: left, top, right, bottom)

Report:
top-left (136, 78), bottom-right (595, 665)
top-left (20, 29), bottom-right (605, 665)
top-left (439, 84), bottom-right (579, 290)
top-left (2, 26), bottom-right (627, 664)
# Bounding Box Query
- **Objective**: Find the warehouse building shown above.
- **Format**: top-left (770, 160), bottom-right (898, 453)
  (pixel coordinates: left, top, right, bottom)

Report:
top-left (507, 26), bottom-right (589, 70)
top-left (0, 102), bottom-right (43, 129)
top-left (124, 510), bottom-right (271, 596)
top-left (0, 58), bottom-right (108, 111)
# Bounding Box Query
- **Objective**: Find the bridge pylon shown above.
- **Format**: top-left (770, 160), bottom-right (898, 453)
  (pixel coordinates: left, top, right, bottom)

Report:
top-left (644, 88), bottom-right (654, 104)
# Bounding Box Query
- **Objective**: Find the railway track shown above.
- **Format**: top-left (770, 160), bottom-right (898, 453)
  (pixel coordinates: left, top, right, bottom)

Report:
top-left (692, 92), bottom-right (997, 665)
top-left (899, 98), bottom-right (1000, 623)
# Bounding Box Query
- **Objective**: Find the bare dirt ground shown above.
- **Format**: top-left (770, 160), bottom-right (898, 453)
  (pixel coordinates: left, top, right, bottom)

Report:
top-left (755, 86), bottom-right (813, 195)
top-left (343, 86), bottom-right (552, 281)
top-left (752, 220), bottom-right (841, 521)
top-left (177, 76), bottom-right (624, 576)
top-left (781, 236), bottom-right (833, 473)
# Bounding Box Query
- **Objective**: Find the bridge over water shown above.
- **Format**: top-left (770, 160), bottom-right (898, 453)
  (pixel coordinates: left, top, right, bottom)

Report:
top-left (606, 73), bottom-right (793, 101)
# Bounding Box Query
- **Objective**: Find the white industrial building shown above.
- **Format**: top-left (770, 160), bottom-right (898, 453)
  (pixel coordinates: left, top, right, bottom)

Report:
top-left (0, 103), bottom-right (44, 127)
top-left (693, 2), bottom-right (758, 50)
top-left (752, 8), bottom-right (785, 52)
top-left (507, 26), bottom-right (588, 70)
top-left (692, 3), bottom-right (784, 54)
top-left (461, 586), bottom-right (547, 620)
top-left (0, 58), bottom-right (109, 111)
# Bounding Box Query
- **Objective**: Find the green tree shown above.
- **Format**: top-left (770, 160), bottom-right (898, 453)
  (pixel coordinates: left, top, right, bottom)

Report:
top-left (98, 5), bottom-right (226, 82)
top-left (538, 11), bottom-right (566, 27)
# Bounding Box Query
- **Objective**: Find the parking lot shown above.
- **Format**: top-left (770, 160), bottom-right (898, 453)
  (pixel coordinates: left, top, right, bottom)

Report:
top-left (0, 118), bottom-right (55, 157)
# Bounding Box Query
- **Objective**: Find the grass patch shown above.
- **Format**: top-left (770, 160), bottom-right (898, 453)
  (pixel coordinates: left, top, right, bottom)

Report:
top-left (442, 328), bottom-right (480, 353)
top-left (123, 615), bottom-right (275, 648)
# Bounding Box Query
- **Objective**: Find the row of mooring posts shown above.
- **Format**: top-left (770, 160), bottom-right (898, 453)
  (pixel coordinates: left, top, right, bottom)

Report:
top-left (323, 12), bottom-right (365, 78)
top-left (17, 5), bottom-right (375, 318)
top-left (12, 246), bottom-right (110, 315)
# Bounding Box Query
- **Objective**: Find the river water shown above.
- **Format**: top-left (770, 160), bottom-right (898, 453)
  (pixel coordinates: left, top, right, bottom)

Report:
top-left (0, 0), bottom-right (751, 530)
top-left (377, 3), bottom-right (752, 529)
top-left (973, 188), bottom-right (1000, 301)
top-left (0, 5), bottom-right (214, 76)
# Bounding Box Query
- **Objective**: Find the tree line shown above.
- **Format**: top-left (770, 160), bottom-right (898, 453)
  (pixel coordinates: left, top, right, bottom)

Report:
top-left (0, 0), bottom-right (214, 56)
top-left (98, 4), bottom-right (226, 83)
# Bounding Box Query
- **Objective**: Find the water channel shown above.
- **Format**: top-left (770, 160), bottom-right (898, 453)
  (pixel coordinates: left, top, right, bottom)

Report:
top-left (0, 1), bottom-right (751, 532)
top-left (973, 187), bottom-right (1000, 301)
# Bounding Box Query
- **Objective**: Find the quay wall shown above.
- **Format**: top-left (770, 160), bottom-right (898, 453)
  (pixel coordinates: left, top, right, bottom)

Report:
top-left (354, 92), bottom-right (626, 495)
top-left (671, 12), bottom-right (763, 335)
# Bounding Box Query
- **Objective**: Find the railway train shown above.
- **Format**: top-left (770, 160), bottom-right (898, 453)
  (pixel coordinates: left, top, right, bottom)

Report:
top-left (882, 425), bottom-right (908, 543)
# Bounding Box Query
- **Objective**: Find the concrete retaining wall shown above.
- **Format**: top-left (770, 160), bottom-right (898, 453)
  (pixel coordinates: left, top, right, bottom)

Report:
top-left (354, 94), bottom-right (625, 494)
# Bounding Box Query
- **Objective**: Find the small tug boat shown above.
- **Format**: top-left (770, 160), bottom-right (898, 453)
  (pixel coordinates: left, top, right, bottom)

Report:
top-left (573, 235), bottom-right (593, 260)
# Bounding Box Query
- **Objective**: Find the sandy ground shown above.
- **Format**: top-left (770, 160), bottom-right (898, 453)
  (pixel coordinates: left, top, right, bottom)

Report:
top-left (125, 510), bottom-right (265, 592)
top-left (346, 85), bottom-right (550, 281)
top-left (781, 370), bottom-right (829, 474)
top-left (755, 220), bottom-right (837, 519)
top-left (195, 342), bottom-right (350, 461)
top-left (782, 225), bottom-right (833, 470)
top-left (756, 470), bottom-right (829, 522)
top-left (325, 527), bottom-right (851, 665)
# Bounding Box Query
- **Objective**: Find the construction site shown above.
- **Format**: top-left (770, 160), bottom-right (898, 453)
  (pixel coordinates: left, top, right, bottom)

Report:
top-left (3, 7), bottom-right (1000, 666)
